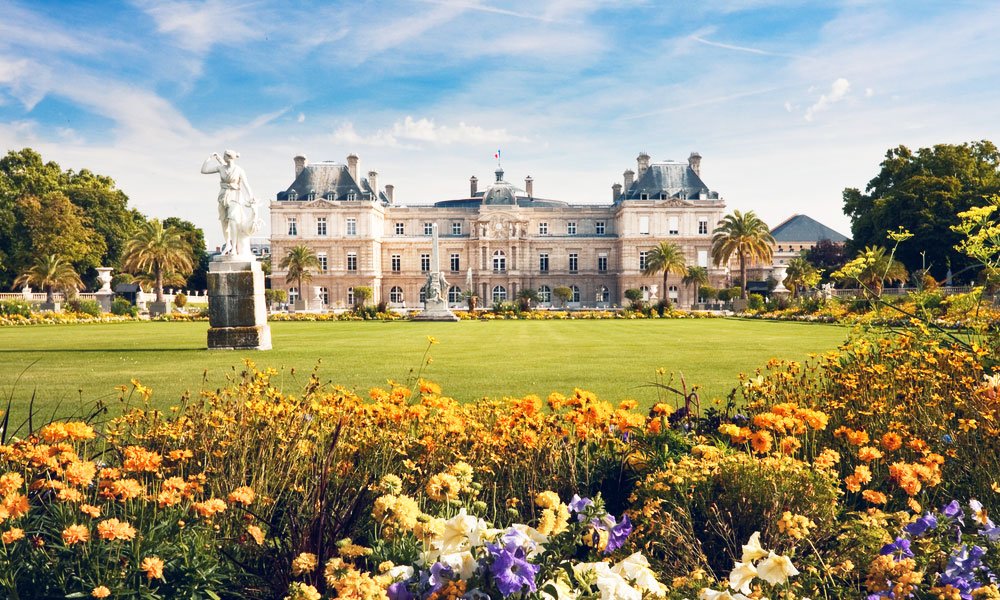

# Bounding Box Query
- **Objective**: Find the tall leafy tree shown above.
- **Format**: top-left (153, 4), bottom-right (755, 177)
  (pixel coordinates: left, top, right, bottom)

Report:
top-left (15, 192), bottom-right (106, 273)
top-left (122, 219), bottom-right (194, 303)
top-left (642, 241), bottom-right (687, 299)
top-left (711, 210), bottom-right (775, 299)
top-left (843, 141), bottom-right (1000, 281)
top-left (278, 245), bottom-right (320, 302)
top-left (682, 266), bottom-right (710, 303)
top-left (163, 217), bottom-right (209, 290)
top-left (14, 254), bottom-right (83, 304)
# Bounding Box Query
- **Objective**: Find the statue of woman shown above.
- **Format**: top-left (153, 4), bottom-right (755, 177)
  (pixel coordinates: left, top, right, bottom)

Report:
top-left (201, 150), bottom-right (258, 256)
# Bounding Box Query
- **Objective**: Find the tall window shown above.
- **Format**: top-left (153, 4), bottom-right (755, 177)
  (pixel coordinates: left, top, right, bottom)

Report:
top-left (448, 286), bottom-right (462, 303)
top-left (492, 286), bottom-right (507, 302)
top-left (597, 254), bottom-right (608, 272)
top-left (568, 253), bottom-right (578, 273)
top-left (395, 222), bottom-right (405, 235)
top-left (451, 222), bottom-right (462, 235)
top-left (420, 288), bottom-right (426, 303)
top-left (567, 222), bottom-right (577, 235)
top-left (538, 222), bottom-right (548, 235)
top-left (639, 251), bottom-right (648, 270)
top-left (571, 285), bottom-right (580, 303)
top-left (391, 254), bottom-right (401, 272)
top-left (698, 217), bottom-right (709, 235)
top-left (424, 222), bottom-right (433, 235)
top-left (420, 254), bottom-right (430, 273)
top-left (390, 286), bottom-right (403, 303)
top-left (493, 250), bottom-right (506, 272)
top-left (317, 217), bottom-right (327, 236)
top-left (639, 216), bottom-right (649, 235)
top-left (669, 285), bottom-right (679, 300)
top-left (320, 287), bottom-right (328, 305)
top-left (450, 253), bottom-right (460, 272)
top-left (346, 217), bottom-right (357, 236)
top-left (347, 288), bottom-right (354, 306)
top-left (289, 287), bottom-right (298, 303)
top-left (317, 252), bottom-right (327, 272)
top-left (641, 285), bottom-right (650, 301)
top-left (537, 285), bottom-right (551, 303)
top-left (539, 253), bottom-right (549, 272)
top-left (287, 217), bottom-right (297, 236)
top-left (347, 252), bottom-right (357, 271)
top-left (595, 221), bottom-right (605, 235)
top-left (669, 216), bottom-right (679, 235)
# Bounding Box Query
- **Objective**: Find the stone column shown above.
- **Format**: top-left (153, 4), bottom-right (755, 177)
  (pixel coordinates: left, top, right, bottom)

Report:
top-left (207, 256), bottom-right (272, 350)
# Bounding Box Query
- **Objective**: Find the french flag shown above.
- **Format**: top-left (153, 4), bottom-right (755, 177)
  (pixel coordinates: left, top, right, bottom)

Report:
top-left (494, 149), bottom-right (500, 159)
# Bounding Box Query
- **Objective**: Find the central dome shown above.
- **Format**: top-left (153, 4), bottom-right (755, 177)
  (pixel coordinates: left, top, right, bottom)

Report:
top-left (482, 166), bottom-right (520, 205)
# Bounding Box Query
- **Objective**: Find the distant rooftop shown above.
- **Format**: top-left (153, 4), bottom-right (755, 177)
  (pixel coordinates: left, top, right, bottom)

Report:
top-left (771, 214), bottom-right (848, 243)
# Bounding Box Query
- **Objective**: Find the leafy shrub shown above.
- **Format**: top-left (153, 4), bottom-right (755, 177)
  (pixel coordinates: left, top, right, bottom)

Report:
top-left (66, 298), bottom-right (101, 317)
top-left (799, 296), bottom-right (826, 313)
top-left (698, 285), bottom-right (718, 300)
top-left (748, 293), bottom-right (765, 311)
top-left (111, 297), bottom-right (138, 317)
top-left (173, 292), bottom-right (187, 308)
top-left (0, 299), bottom-right (32, 317)
top-left (264, 288), bottom-right (287, 306)
top-left (655, 299), bottom-right (672, 315)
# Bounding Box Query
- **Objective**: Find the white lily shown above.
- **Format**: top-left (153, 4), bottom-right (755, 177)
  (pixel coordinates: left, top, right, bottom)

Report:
top-left (729, 561), bottom-right (757, 594)
top-left (699, 588), bottom-right (735, 600)
top-left (756, 551), bottom-right (800, 585)
top-left (741, 532), bottom-right (768, 563)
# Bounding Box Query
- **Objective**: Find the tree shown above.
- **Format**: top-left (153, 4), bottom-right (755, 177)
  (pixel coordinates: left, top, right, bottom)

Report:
top-left (163, 218), bottom-right (209, 290)
top-left (15, 192), bottom-right (105, 274)
top-left (14, 254), bottom-right (83, 304)
top-left (711, 210), bottom-right (775, 299)
top-left (843, 141), bottom-right (1000, 281)
top-left (279, 245), bottom-right (320, 303)
top-left (122, 219), bottom-right (194, 303)
top-left (833, 246), bottom-right (908, 297)
top-left (805, 240), bottom-right (847, 282)
top-left (642, 241), bottom-right (687, 299)
top-left (353, 286), bottom-right (373, 309)
top-left (783, 256), bottom-right (821, 298)
top-left (517, 287), bottom-right (538, 311)
top-left (682, 266), bottom-right (710, 303)
top-left (624, 288), bottom-right (643, 308)
top-left (553, 286), bottom-right (573, 308)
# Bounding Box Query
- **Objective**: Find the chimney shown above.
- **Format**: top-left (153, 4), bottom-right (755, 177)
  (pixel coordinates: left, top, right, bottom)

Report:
top-left (293, 155), bottom-right (308, 177)
top-left (367, 170), bottom-right (378, 198)
top-left (612, 183), bottom-right (622, 201)
top-left (470, 176), bottom-right (478, 197)
top-left (636, 152), bottom-right (650, 179)
top-left (347, 154), bottom-right (359, 181)
top-left (623, 169), bottom-right (634, 190)
top-left (688, 152), bottom-right (702, 177)
top-left (385, 184), bottom-right (395, 204)
top-left (525, 176), bottom-right (534, 197)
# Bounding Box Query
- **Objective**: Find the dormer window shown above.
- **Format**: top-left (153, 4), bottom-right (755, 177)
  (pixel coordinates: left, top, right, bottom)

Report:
top-left (660, 192), bottom-right (668, 200)
top-left (326, 191), bottom-right (336, 201)
top-left (287, 189), bottom-right (298, 201)
top-left (307, 191), bottom-right (316, 202)
top-left (640, 193), bottom-right (648, 200)
top-left (347, 191), bottom-right (356, 201)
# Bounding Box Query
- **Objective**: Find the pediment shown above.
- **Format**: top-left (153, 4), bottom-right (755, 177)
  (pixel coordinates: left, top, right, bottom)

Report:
top-left (660, 198), bottom-right (694, 207)
top-left (304, 199), bottom-right (338, 208)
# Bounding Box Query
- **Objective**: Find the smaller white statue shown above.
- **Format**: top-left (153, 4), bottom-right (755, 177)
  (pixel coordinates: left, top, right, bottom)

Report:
top-left (201, 150), bottom-right (263, 257)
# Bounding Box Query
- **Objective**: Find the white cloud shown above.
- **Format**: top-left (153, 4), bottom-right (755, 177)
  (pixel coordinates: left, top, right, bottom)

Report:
top-left (137, 0), bottom-right (258, 54)
top-left (297, 113), bottom-right (306, 123)
top-left (865, 87), bottom-right (874, 97)
top-left (804, 77), bottom-right (850, 121)
top-left (330, 117), bottom-right (528, 149)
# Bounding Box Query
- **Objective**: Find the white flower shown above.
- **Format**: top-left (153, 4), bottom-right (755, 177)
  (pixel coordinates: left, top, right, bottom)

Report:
top-left (611, 553), bottom-right (667, 597)
top-left (729, 561), bottom-right (757, 594)
top-left (439, 508), bottom-right (491, 554)
top-left (756, 552), bottom-right (799, 585)
top-left (576, 562), bottom-right (642, 600)
top-left (388, 565), bottom-right (414, 581)
top-left (503, 524), bottom-right (549, 556)
top-left (436, 550), bottom-right (478, 580)
top-left (699, 589), bottom-right (735, 600)
top-left (539, 572), bottom-right (580, 600)
top-left (741, 532), bottom-right (768, 563)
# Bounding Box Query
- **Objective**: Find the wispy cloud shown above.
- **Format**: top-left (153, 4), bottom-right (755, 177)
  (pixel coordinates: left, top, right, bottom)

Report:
top-left (804, 77), bottom-right (851, 121)
top-left (332, 117), bottom-right (529, 149)
top-left (691, 35), bottom-right (808, 60)
top-left (136, 0), bottom-right (259, 54)
top-left (418, 0), bottom-right (571, 23)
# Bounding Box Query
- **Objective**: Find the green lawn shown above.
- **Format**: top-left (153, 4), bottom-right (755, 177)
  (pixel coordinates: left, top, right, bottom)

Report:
top-left (0, 319), bottom-right (848, 427)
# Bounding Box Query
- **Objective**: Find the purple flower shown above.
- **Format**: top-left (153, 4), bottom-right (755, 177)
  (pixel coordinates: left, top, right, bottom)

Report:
top-left (941, 544), bottom-right (987, 596)
top-left (879, 537), bottom-right (914, 562)
top-left (903, 512), bottom-right (938, 537)
top-left (387, 582), bottom-right (414, 600)
top-left (943, 500), bottom-right (966, 522)
top-left (461, 590), bottom-right (490, 600)
top-left (488, 545), bottom-right (539, 597)
top-left (429, 562), bottom-right (454, 593)
top-left (568, 494), bottom-right (593, 516)
top-left (605, 513), bottom-right (633, 553)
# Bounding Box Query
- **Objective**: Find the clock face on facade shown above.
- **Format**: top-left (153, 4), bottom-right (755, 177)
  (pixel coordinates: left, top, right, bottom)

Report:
top-left (494, 222), bottom-right (504, 231)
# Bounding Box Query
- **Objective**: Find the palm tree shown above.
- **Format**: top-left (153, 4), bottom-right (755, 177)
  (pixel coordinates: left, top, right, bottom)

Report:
top-left (642, 241), bottom-right (687, 301)
top-left (783, 256), bottom-right (819, 298)
top-left (122, 219), bottom-right (194, 303)
top-left (682, 266), bottom-right (710, 304)
top-left (711, 210), bottom-right (775, 299)
top-left (279, 245), bottom-right (321, 303)
top-left (14, 254), bottom-right (83, 304)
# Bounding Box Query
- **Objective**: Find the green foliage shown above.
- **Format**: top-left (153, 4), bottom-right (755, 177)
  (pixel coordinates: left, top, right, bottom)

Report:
top-left (698, 285), bottom-right (717, 300)
top-left (624, 288), bottom-right (643, 306)
top-left (111, 297), bottom-right (138, 317)
top-left (711, 210), bottom-right (774, 299)
top-left (278, 245), bottom-right (320, 298)
top-left (172, 292), bottom-right (187, 308)
top-left (833, 245), bottom-right (908, 297)
top-left (783, 256), bottom-right (822, 298)
top-left (353, 286), bottom-right (373, 307)
top-left (553, 286), bottom-right (573, 306)
top-left (804, 239), bottom-right (847, 283)
top-left (748, 293), bottom-right (765, 311)
top-left (0, 299), bottom-right (32, 317)
top-left (265, 289), bottom-right (287, 306)
top-left (844, 141), bottom-right (1000, 281)
top-left (122, 219), bottom-right (194, 303)
top-left (162, 217), bottom-right (208, 290)
top-left (66, 298), bottom-right (101, 317)
top-left (14, 254), bottom-right (84, 304)
top-left (643, 241), bottom-right (687, 296)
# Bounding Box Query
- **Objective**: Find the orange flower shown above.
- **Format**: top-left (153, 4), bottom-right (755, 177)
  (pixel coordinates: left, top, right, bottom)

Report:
top-left (91, 586), bottom-right (111, 598)
top-left (247, 524), bottom-right (264, 545)
top-left (3, 494), bottom-right (29, 519)
top-left (862, 490), bottom-right (888, 504)
top-left (64, 461), bottom-right (97, 487)
top-left (844, 474), bottom-right (862, 493)
top-left (228, 486), bottom-right (256, 506)
top-left (1, 528), bottom-right (24, 544)
top-left (881, 432), bottom-right (903, 452)
top-left (140, 556), bottom-right (165, 580)
top-left (122, 446), bottom-right (163, 473)
top-left (750, 430), bottom-right (773, 454)
top-left (0, 472), bottom-right (23, 497)
top-left (109, 479), bottom-right (144, 501)
top-left (192, 498), bottom-right (227, 517)
top-left (167, 449), bottom-right (193, 461)
top-left (651, 403), bottom-right (673, 416)
top-left (96, 518), bottom-right (136, 541)
top-left (780, 436), bottom-right (802, 455)
top-left (80, 504), bottom-right (101, 518)
top-left (57, 488), bottom-right (83, 503)
top-left (854, 465), bottom-right (873, 485)
top-left (858, 446), bottom-right (884, 462)
top-left (847, 429), bottom-right (870, 446)
top-left (62, 524), bottom-right (90, 545)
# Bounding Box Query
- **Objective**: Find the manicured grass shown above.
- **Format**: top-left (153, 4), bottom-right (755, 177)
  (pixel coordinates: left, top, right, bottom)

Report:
top-left (0, 319), bottom-right (848, 427)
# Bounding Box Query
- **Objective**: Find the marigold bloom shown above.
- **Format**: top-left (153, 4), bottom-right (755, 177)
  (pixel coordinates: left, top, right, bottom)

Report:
top-left (109, 479), bottom-right (144, 501)
top-left (246, 524), bottom-right (264, 545)
top-left (97, 518), bottom-right (136, 541)
top-left (64, 461), bottom-right (97, 487)
top-left (858, 446), bottom-right (884, 462)
top-left (62, 524), bottom-right (90, 545)
top-left (863, 490), bottom-right (888, 504)
top-left (91, 586), bottom-right (111, 598)
top-left (881, 432), bottom-right (903, 452)
top-left (1, 528), bottom-right (24, 544)
top-left (284, 582), bottom-right (321, 600)
top-left (779, 436), bottom-right (802, 455)
top-left (3, 494), bottom-right (29, 519)
top-left (0, 472), bottom-right (24, 497)
top-left (122, 446), bottom-right (163, 472)
top-left (750, 430), bottom-right (773, 454)
top-left (291, 552), bottom-right (319, 575)
top-left (847, 429), bottom-right (870, 446)
top-left (535, 491), bottom-right (561, 510)
top-left (228, 486), bottom-right (256, 506)
top-left (813, 449), bottom-right (840, 470)
top-left (192, 498), bottom-right (228, 517)
top-left (141, 556), bottom-right (165, 580)
top-left (425, 473), bottom-right (461, 502)
top-left (80, 504), bottom-right (101, 518)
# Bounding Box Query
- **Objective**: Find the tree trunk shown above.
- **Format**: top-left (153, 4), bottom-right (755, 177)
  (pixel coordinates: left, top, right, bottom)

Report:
top-left (46, 285), bottom-right (54, 304)
top-left (662, 271), bottom-right (668, 304)
top-left (155, 263), bottom-right (164, 303)
top-left (740, 253), bottom-right (748, 299)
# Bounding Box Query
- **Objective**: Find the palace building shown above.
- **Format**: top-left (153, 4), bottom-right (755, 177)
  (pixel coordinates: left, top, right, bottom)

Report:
top-left (268, 152), bottom-right (729, 309)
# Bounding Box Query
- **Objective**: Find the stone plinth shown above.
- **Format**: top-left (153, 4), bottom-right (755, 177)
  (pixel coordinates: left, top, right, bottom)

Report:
top-left (96, 291), bottom-right (114, 313)
top-left (410, 296), bottom-right (459, 321)
top-left (207, 257), bottom-right (271, 350)
top-left (149, 301), bottom-right (171, 317)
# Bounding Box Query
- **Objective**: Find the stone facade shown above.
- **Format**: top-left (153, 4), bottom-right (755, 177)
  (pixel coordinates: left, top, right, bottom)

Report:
top-left (270, 152), bottom-right (728, 309)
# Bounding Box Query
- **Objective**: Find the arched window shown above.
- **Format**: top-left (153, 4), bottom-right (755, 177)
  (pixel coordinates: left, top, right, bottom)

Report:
top-left (287, 189), bottom-right (298, 201)
top-left (448, 286), bottom-right (462, 303)
top-left (537, 285), bottom-right (551, 304)
top-left (492, 285), bottom-right (507, 302)
top-left (347, 287), bottom-right (354, 306)
top-left (493, 250), bottom-right (506, 272)
top-left (571, 285), bottom-right (580, 303)
top-left (289, 287), bottom-right (299, 303)
top-left (596, 286), bottom-right (609, 302)
top-left (390, 286), bottom-right (403, 303)
top-left (640, 285), bottom-right (650, 301)
top-left (668, 285), bottom-right (679, 300)
top-left (320, 287), bottom-right (329, 305)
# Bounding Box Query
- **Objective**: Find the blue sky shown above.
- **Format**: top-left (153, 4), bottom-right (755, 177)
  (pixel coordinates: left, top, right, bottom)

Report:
top-left (2, 0), bottom-right (999, 248)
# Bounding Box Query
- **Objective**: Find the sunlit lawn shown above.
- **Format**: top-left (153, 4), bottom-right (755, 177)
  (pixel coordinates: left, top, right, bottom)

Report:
top-left (0, 318), bottom-right (848, 428)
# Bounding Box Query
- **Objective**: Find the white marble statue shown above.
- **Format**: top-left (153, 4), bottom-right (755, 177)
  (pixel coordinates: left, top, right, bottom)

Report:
top-left (201, 150), bottom-right (263, 257)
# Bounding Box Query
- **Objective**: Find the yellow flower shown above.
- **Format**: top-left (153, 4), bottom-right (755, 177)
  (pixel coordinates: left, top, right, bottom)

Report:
top-left (62, 524), bottom-right (90, 545)
top-left (1, 528), bottom-right (24, 544)
top-left (0, 472), bottom-right (24, 497)
top-left (247, 525), bottom-right (265, 545)
top-left (535, 491), bottom-right (561, 510)
top-left (140, 556), bottom-right (165, 580)
top-left (96, 518), bottom-right (136, 541)
top-left (285, 582), bottom-right (321, 600)
top-left (425, 473), bottom-right (461, 502)
top-left (292, 552), bottom-right (319, 575)
top-left (91, 586), bottom-right (111, 598)
top-left (427, 336), bottom-right (439, 344)
top-left (192, 498), bottom-right (228, 517)
top-left (228, 486), bottom-right (256, 506)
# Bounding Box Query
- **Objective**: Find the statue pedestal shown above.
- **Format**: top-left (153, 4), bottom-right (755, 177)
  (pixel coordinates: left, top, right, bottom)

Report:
top-left (149, 301), bottom-right (171, 317)
top-left (207, 257), bottom-right (271, 350)
top-left (411, 296), bottom-right (459, 321)
top-left (96, 290), bottom-right (114, 313)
